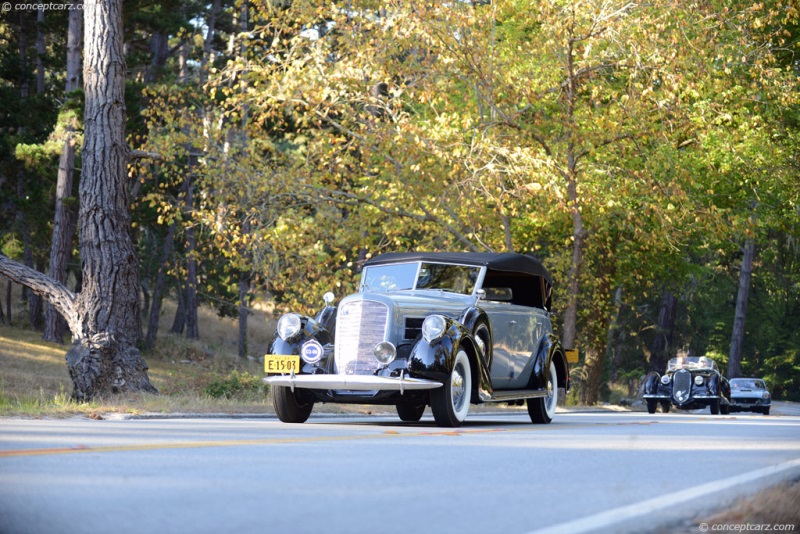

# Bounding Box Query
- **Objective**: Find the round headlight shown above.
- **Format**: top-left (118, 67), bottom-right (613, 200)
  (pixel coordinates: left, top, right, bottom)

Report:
top-left (694, 375), bottom-right (704, 386)
top-left (422, 315), bottom-right (447, 342)
top-left (373, 341), bottom-right (396, 365)
top-left (660, 375), bottom-right (671, 385)
top-left (762, 391), bottom-right (770, 400)
top-left (301, 339), bottom-right (324, 364)
top-left (277, 313), bottom-right (302, 340)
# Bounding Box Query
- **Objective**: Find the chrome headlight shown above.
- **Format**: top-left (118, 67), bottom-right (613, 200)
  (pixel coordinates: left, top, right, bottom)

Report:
top-left (277, 313), bottom-right (302, 340)
top-left (373, 341), bottom-right (396, 366)
top-left (422, 315), bottom-right (447, 342)
top-left (660, 375), bottom-right (671, 385)
top-left (694, 375), bottom-right (704, 386)
top-left (301, 339), bottom-right (324, 364)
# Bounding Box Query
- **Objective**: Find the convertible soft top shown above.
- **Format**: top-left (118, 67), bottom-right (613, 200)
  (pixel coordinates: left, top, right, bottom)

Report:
top-left (363, 252), bottom-right (553, 286)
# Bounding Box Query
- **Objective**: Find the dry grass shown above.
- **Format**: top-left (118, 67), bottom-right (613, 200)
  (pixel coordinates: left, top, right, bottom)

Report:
top-left (697, 479), bottom-right (800, 529)
top-left (0, 297), bottom-right (282, 417)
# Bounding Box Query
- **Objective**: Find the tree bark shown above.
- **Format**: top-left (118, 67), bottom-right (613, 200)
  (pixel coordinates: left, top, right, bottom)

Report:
top-left (184, 176), bottom-right (199, 340)
top-left (649, 290), bottom-right (677, 373)
top-left (728, 238), bottom-right (755, 379)
top-left (0, 0), bottom-right (157, 399)
top-left (35, 9), bottom-right (45, 94)
top-left (43, 1), bottom-right (82, 344)
top-left (144, 223), bottom-right (175, 350)
top-left (198, 0), bottom-right (221, 86)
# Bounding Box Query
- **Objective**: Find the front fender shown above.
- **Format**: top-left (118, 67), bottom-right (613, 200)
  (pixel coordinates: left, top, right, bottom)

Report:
top-left (407, 317), bottom-right (491, 403)
top-left (644, 372), bottom-right (661, 395)
top-left (269, 315), bottom-right (334, 374)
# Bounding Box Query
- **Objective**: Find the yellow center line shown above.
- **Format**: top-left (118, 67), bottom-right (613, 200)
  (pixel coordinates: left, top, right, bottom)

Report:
top-left (0, 417), bottom-right (696, 459)
top-left (0, 427), bottom-right (514, 458)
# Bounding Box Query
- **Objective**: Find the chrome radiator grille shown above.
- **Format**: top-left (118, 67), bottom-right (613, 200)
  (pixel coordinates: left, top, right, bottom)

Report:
top-left (335, 300), bottom-right (389, 375)
top-left (672, 370), bottom-right (691, 403)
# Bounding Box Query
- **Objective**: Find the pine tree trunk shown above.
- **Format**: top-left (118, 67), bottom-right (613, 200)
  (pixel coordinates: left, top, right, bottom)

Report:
top-left (649, 290), bottom-right (677, 373)
top-left (144, 223), bottom-right (175, 350)
top-left (66, 0), bottom-right (156, 399)
top-left (728, 238), bottom-right (755, 379)
top-left (238, 271), bottom-right (250, 358)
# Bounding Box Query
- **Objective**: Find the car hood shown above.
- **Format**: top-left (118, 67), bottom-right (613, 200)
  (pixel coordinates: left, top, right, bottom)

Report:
top-left (340, 290), bottom-right (474, 319)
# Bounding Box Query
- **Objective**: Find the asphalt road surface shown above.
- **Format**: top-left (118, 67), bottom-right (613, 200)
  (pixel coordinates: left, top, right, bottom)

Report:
top-left (1, 408), bottom-right (799, 534)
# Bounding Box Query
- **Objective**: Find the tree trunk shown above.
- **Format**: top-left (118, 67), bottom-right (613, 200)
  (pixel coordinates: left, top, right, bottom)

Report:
top-left (170, 277), bottom-right (186, 335)
top-left (649, 290), bottom-right (677, 373)
top-left (728, 238), bottom-right (755, 379)
top-left (43, 133), bottom-right (78, 343)
top-left (0, 0), bottom-right (156, 400)
top-left (183, 175), bottom-right (199, 340)
top-left (65, 1), bottom-right (82, 93)
top-left (198, 0), bottom-right (221, 86)
top-left (35, 9), bottom-right (46, 93)
top-left (238, 271), bottom-right (250, 358)
top-left (5, 279), bottom-right (11, 324)
top-left (144, 223), bottom-right (175, 350)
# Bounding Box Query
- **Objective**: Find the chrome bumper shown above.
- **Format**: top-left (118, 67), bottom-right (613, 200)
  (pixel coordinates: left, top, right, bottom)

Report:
top-left (263, 373), bottom-right (443, 394)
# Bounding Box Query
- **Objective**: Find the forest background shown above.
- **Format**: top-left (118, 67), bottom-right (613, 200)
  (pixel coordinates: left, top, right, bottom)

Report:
top-left (0, 0), bottom-right (798, 405)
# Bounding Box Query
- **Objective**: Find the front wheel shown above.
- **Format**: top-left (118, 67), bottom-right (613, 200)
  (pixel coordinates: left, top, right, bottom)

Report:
top-left (710, 399), bottom-right (720, 415)
top-left (720, 402), bottom-right (730, 415)
top-left (646, 400), bottom-right (658, 414)
top-left (430, 349), bottom-right (472, 427)
top-left (528, 361), bottom-right (558, 424)
top-left (272, 385), bottom-right (314, 423)
top-left (660, 402), bottom-right (670, 413)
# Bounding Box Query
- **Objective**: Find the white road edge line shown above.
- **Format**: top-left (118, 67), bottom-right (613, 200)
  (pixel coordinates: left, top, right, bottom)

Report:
top-left (526, 457), bottom-right (800, 534)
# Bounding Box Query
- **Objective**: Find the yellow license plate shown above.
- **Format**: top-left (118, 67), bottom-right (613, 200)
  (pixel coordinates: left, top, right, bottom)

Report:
top-left (264, 355), bottom-right (301, 374)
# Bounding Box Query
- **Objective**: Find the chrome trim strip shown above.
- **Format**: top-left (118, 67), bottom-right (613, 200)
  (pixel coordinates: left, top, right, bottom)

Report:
top-left (263, 374), bottom-right (443, 391)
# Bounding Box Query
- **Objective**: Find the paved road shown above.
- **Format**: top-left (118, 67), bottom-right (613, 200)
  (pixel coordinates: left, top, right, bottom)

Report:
top-left (1, 410), bottom-right (798, 534)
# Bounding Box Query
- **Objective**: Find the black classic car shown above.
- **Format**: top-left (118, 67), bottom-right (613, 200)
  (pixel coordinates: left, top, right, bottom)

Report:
top-left (263, 252), bottom-right (575, 427)
top-left (729, 378), bottom-right (771, 415)
top-left (643, 356), bottom-right (731, 414)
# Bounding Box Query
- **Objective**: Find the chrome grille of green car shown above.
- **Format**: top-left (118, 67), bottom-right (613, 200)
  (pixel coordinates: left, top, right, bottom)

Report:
top-left (672, 370), bottom-right (691, 403)
top-left (335, 300), bottom-right (389, 375)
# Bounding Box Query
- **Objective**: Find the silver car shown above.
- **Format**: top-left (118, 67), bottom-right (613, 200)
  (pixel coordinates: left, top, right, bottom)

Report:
top-left (263, 252), bottom-right (573, 427)
top-left (729, 378), bottom-right (772, 415)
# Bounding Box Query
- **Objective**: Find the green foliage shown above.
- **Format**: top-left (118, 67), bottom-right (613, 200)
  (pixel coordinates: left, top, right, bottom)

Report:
top-left (204, 370), bottom-right (266, 400)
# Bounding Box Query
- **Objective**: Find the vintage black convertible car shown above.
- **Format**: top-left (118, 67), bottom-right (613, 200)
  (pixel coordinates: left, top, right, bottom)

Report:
top-left (263, 252), bottom-right (575, 427)
top-left (643, 356), bottom-right (731, 414)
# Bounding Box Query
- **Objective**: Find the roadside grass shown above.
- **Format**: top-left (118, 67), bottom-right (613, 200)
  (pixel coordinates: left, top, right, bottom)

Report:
top-left (0, 299), bottom-right (279, 417)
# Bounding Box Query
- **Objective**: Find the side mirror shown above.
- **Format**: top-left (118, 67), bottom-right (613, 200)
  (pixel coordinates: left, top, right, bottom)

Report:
top-left (323, 292), bottom-right (335, 305)
top-left (475, 289), bottom-right (486, 301)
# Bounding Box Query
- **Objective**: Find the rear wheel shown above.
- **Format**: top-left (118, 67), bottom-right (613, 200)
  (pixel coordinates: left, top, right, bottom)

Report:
top-left (272, 386), bottom-right (314, 423)
top-left (710, 399), bottom-right (720, 415)
top-left (430, 349), bottom-right (471, 427)
top-left (528, 361), bottom-right (558, 424)
top-left (396, 403), bottom-right (426, 422)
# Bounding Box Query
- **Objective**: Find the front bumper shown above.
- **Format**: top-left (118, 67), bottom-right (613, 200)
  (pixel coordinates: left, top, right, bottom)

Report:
top-left (263, 373), bottom-right (443, 393)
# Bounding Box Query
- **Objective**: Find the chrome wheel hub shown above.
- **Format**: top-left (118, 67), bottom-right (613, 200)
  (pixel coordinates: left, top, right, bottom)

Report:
top-left (452, 366), bottom-right (466, 409)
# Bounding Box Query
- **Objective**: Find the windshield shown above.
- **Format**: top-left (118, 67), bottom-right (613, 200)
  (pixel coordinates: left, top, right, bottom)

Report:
top-left (731, 379), bottom-right (767, 390)
top-left (361, 262), bottom-right (481, 295)
top-left (667, 356), bottom-right (716, 372)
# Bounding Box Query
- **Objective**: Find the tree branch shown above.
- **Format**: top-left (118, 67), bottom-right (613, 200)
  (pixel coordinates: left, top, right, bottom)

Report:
top-left (0, 254), bottom-right (80, 337)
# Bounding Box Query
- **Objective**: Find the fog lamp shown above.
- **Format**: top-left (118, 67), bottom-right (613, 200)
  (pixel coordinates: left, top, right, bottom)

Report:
top-left (373, 341), bottom-right (396, 365)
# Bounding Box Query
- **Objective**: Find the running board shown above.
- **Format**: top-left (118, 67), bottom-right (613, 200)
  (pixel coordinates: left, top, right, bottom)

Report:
top-left (486, 389), bottom-right (549, 402)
